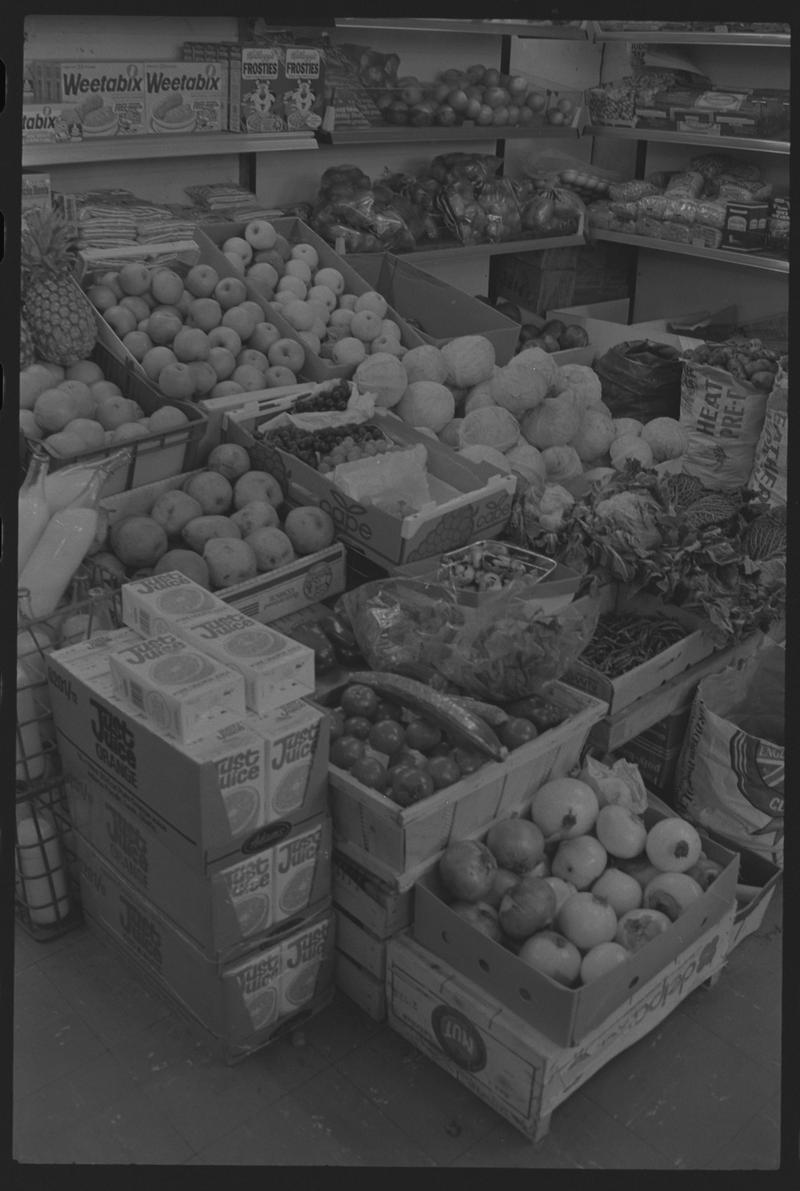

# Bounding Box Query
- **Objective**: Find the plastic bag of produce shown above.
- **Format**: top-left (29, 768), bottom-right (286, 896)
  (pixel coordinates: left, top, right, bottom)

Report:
top-left (312, 188), bottom-right (417, 253)
top-left (514, 181), bottom-right (585, 238)
top-left (594, 340), bottom-right (683, 422)
top-left (335, 576), bottom-right (460, 677)
top-left (674, 644), bottom-right (784, 866)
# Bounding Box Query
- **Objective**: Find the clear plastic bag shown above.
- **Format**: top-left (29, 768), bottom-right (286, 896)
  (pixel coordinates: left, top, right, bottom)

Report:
top-left (335, 577), bottom-right (460, 677)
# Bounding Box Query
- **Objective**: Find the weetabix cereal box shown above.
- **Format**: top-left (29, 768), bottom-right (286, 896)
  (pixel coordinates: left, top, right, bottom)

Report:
top-left (145, 61), bottom-right (228, 134)
top-left (108, 631), bottom-right (246, 743)
top-left (58, 62), bottom-right (147, 137)
top-left (22, 103), bottom-right (83, 144)
top-left (236, 44), bottom-right (324, 133)
top-left (175, 607), bottom-right (315, 715)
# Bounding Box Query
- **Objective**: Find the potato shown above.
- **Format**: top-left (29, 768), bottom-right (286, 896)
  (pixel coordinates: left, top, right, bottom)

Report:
top-left (182, 470), bottom-right (234, 515)
top-left (233, 469), bottom-right (284, 510)
top-left (182, 515), bottom-right (242, 553)
top-left (154, 549), bottom-right (211, 589)
top-left (230, 499), bottom-right (280, 537)
top-left (246, 527), bottom-right (296, 573)
top-left (109, 515), bottom-right (169, 569)
top-left (207, 442), bottom-right (252, 482)
top-left (203, 538), bottom-right (258, 590)
top-left (150, 490), bottom-right (204, 538)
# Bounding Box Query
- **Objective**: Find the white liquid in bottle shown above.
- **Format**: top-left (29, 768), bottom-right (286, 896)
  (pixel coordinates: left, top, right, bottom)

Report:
top-left (18, 449), bottom-right (51, 572)
top-left (16, 661), bottom-right (46, 783)
top-left (16, 813), bottom-right (71, 925)
top-left (19, 507), bottom-right (100, 621)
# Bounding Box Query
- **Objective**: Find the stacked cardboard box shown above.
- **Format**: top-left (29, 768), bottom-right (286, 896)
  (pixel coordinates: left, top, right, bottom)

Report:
top-left (47, 571), bottom-right (335, 1061)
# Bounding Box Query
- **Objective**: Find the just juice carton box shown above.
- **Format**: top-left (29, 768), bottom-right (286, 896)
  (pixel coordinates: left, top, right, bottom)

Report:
top-left (47, 636), bottom-right (329, 872)
top-left (58, 62), bottom-right (147, 137)
top-left (234, 44), bottom-right (325, 133)
top-left (121, 570), bottom-right (230, 639)
top-left (74, 832), bottom-right (335, 1056)
top-left (174, 608), bottom-right (315, 715)
top-left (145, 61), bottom-right (228, 134)
top-left (108, 631), bottom-right (246, 743)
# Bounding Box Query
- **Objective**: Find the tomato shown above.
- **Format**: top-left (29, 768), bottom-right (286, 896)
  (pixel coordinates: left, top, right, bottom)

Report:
top-left (451, 747), bottom-right (486, 776)
top-left (340, 683), bottom-right (379, 720)
top-left (505, 696), bottom-right (564, 732)
top-left (343, 715), bottom-right (372, 740)
top-left (351, 756), bottom-right (389, 792)
top-left (498, 716), bottom-right (538, 750)
top-left (330, 734), bottom-right (366, 770)
top-left (368, 719), bottom-right (406, 756)
top-left (427, 755), bottom-right (461, 790)
top-left (328, 708), bottom-right (346, 742)
top-left (390, 747), bottom-right (429, 770)
top-left (390, 766), bottom-right (435, 807)
top-left (404, 718), bottom-right (443, 754)
top-left (428, 741), bottom-right (454, 760)
top-left (373, 698), bottom-right (403, 722)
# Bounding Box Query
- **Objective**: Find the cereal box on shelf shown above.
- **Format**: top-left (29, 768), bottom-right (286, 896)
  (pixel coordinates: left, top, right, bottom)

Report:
top-left (144, 61), bottom-right (228, 134)
top-left (231, 44), bottom-right (325, 134)
top-left (57, 62), bottom-right (147, 137)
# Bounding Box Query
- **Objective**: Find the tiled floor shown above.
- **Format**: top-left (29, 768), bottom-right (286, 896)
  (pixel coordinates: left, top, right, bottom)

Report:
top-left (13, 888), bottom-right (782, 1168)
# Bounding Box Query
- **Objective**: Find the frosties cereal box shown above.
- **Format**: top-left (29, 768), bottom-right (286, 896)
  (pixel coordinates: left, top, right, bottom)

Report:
top-left (58, 62), bottom-right (147, 137)
top-left (233, 44), bottom-right (325, 134)
top-left (145, 61), bottom-right (228, 134)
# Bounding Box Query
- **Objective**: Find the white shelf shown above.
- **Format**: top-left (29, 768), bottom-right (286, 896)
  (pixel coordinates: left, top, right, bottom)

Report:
top-left (590, 230), bottom-right (789, 275)
top-left (590, 24), bottom-right (790, 47)
top-left (402, 233), bottom-right (586, 265)
top-left (334, 18), bottom-right (588, 39)
top-left (22, 131), bottom-right (318, 169)
top-left (318, 122), bottom-right (583, 146)
top-left (585, 125), bottom-right (789, 155)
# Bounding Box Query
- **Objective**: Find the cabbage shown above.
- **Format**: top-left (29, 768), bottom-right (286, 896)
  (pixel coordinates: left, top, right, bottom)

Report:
top-left (490, 362), bottom-right (549, 418)
top-left (555, 364), bottom-right (602, 409)
top-left (594, 491), bottom-right (662, 548)
top-left (541, 444), bottom-right (583, 481)
top-left (521, 392), bottom-right (581, 449)
top-left (569, 409), bottom-right (616, 462)
top-left (459, 406), bottom-right (520, 452)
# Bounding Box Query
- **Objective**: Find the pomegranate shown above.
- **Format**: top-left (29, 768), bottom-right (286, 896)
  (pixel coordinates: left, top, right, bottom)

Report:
top-left (615, 908), bottom-right (672, 953)
top-left (594, 804), bottom-right (647, 859)
top-left (645, 817), bottom-right (703, 873)
top-left (551, 834), bottom-right (608, 890)
top-left (485, 817), bottom-right (545, 875)
top-left (642, 872), bottom-right (704, 922)
top-left (449, 900), bottom-right (503, 941)
top-left (557, 891), bottom-right (618, 951)
top-left (529, 778), bottom-right (599, 841)
top-left (483, 866), bottom-right (519, 909)
top-left (580, 941), bottom-right (630, 984)
top-left (498, 875), bottom-right (557, 941)
top-left (517, 930), bottom-right (581, 986)
top-left (438, 839), bottom-right (497, 903)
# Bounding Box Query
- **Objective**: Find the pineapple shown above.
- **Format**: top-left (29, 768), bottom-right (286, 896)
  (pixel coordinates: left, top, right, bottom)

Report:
top-left (20, 208), bottom-right (96, 366)
top-left (19, 316), bottom-right (35, 369)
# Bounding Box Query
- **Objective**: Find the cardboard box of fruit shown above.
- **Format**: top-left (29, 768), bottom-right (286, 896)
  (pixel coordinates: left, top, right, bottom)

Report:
top-left (318, 674), bottom-right (607, 890)
top-left (195, 218), bottom-right (427, 382)
top-left (413, 798), bottom-right (738, 1046)
top-left (222, 400), bottom-right (517, 568)
top-left (21, 294), bottom-right (208, 497)
top-left (94, 459), bottom-right (347, 625)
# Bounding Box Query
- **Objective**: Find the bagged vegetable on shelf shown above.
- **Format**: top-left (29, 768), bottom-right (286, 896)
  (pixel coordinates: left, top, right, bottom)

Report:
top-left (514, 179), bottom-right (585, 238)
top-left (594, 340), bottom-right (683, 422)
top-left (335, 576), bottom-right (460, 678)
top-left (427, 152), bottom-right (502, 186)
top-left (311, 185), bottom-right (417, 253)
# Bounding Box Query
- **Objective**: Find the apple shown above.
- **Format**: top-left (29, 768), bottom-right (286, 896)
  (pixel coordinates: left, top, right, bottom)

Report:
top-left (594, 805), bottom-right (648, 860)
top-left (265, 365), bottom-right (298, 388)
top-left (400, 82), bottom-right (424, 107)
top-left (485, 817), bottom-right (545, 875)
top-left (253, 248), bottom-right (286, 276)
top-left (117, 262), bottom-right (150, 297)
top-left (498, 874), bottom-right (556, 940)
top-left (484, 86), bottom-right (509, 110)
top-left (438, 839), bottom-right (497, 903)
top-left (642, 872), bottom-right (704, 922)
top-left (557, 891), bottom-right (617, 951)
top-left (267, 338), bottom-right (305, 374)
top-left (248, 322), bottom-right (281, 354)
top-left (277, 274), bottom-right (308, 301)
top-left (492, 106), bottom-right (510, 125)
top-left (313, 267), bottom-right (346, 296)
top-left (529, 778), bottom-right (599, 841)
top-left (466, 64), bottom-right (486, 84)
top-left (222, 236), bottom-right (254, 266)
top-left (580, 941), bottom-right (629, 984)
top-left (616, 908), bottom-right (672, 953)
top-left (119, 294), bottom-right (150, 322)
top-left (482, 867), bottom-right (519, 910)
top-left (283, 505), bottom-right (335, 555)
top-left (332, 337), bottom-right (367, 367)
top-left (338, 293), bottom-right (358, 311)
top-left (244, 219), bottom-right (277, 251)
top-left (517, 930), bottom-right (581, 986)
top-left (290, 243), bottom-right (320, 272)
top-left (307, 284), bottom-right (338, 315)
top-left (207, 326), bottom-right (242, 355)
top-left (447, 89), bottom-right (469, 114)
top-left (232, 364), bottom-right (268, 392)
top-left (282, 300), bottom-right (316, 333)
top-left (464, 98), bottom-right (483, 122)
top-left (246, 262), bottom-right (279, 296)
top-left (187, 298), bottom-right (223, 332)
top-left (526, 91), bottom-right (547, 113)
top-left (645, 818), bottom-right (703, 873)
top-left (238, 348), bottom-right (269, 374)
top-left (104, 305), bottom-right (138, 338)
top-left (284, 258), bottom-right (313, 285)
top-left (590, 867), bottom-right (643, 916)
top-left (508, 75), bottom-right (529, 98)
top-left (547, 109), bottom-right (566, 126)
top-left (551, 835), bottom-right (608, 890)
top-left (213, 276), bottom-right (248, 310)
top-left (476, 104), bottom-right (495, 126)
top-left (449, 900), bottom-right (503, 942)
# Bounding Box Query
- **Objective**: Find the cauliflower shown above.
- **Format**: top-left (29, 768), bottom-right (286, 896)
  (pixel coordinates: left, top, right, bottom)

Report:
top-left (537, 483), bottom-right (576, 530)
top-left (594, 491), bottom-right (662, 549)
top-left (521, 391), bottom-right (581, 449)
top-left (555, 364), bottom-right (603, 410)
top-left (541, 444), bottom-right (583, 481)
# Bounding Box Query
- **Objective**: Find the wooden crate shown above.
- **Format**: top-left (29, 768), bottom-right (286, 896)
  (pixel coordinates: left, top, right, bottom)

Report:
top-left (331, 850), bottom-right (414, 940)
top-left (334, 949), bottom-right (387, 1022)
top-left (325, 682), bottom-right (607, 891)
top-left (387, 911), bottom-right (733, 1144)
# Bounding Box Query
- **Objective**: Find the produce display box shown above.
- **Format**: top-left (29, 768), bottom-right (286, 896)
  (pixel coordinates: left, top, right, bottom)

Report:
top-left (222, 404), bottom-right (517, 568)
top-left (331, 849), bottom-right (415, 940)
top-left (73, 831), bottom-right (335, 1062)
top-left (334, 949), bottom-right (387, 1022)
top-left (65, 761), bottom-right (332, 963)
top-left (345, 252), bottom-right (520, 367)
top-left (25, 292), bottom-right (208, 497)
top-left (47, 632), bottom-right (330, 874)
top-left (386, 908), bottom-right (733, 1143)
top-left (587, 631), bottom-right (765, 755)
top-left (320, 681), bottom-right (607, 891)
top-left (564, 592), bottom-right (718, 718)
top-left (99, 470), bottom-right (347, 623)
top-left (195, 219), bottom-right (427, 382)
top-left (413, 805), bottom-right (738, 1047)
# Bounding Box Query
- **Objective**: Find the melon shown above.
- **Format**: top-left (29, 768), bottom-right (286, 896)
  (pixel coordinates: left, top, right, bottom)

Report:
top-left (395, 380), bottom-right (455, 433)
top-left (353, 353), bottom-right (408, 408)
top-left (441, 335), bottom-right (495, 388)
top-left (641, 417), bottom-right (688, 462)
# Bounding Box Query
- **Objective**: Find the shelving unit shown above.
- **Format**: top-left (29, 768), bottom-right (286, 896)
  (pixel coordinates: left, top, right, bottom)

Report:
top-left (334, 19), bottom-right (589, 40)
top-left (402, 232), bottom-right (586, 266)
top-left (21, 131), bottom-right (317, 169)
top-left (589, 229), bottom-right (789, 275)
top-left (317, 122), bottom-right (583, 146)
top-left (588, 24), bottom-right (790, 47)
top-left (586, 126), bottom-right (789, 156)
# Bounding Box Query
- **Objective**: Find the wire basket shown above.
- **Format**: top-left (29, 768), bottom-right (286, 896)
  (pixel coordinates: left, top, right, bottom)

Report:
top-left (15, 563), bottom-right (122, 941)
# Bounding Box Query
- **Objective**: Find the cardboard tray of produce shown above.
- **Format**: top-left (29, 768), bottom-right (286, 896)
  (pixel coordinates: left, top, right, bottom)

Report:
top-left (25, 292), bottom-right (208, 497)
top-left (195, 218), bottom-right (427, 382)
top-left (222, 403), bottom-right (517, 567)
top-left (319, 681), bottom-right (607, 890)
top-left (413, 805), bottom-right (738, 1048)
top-left (564, 589), bottom-right (718, 717)
top-left (345, 252), bottom-right (520, 366)
top-left (99, 470), bottom-right (347, 623)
